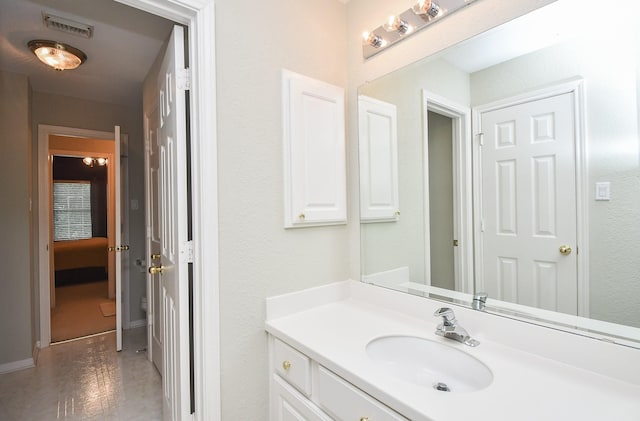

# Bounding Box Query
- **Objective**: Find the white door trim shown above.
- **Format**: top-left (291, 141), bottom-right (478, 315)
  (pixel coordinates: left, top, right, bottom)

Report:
top-left (422, 90), bottom-right (473, 293)
top-left (115, 1), bottom-right (220, 420)
top-left (37, 125), bottom-right (116, 348)
top-left (472, 78), bottom-right (588, 317)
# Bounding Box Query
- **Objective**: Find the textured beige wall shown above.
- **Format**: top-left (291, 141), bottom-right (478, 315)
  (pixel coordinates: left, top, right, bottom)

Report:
top-left (0, 70), bottom-right (34, 365)
top-left (215, 0), bottom-right (349, 418)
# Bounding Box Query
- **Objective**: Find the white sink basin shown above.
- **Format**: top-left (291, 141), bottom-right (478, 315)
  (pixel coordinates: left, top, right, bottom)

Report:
top-left (366, 335), bottom-right (493, 392)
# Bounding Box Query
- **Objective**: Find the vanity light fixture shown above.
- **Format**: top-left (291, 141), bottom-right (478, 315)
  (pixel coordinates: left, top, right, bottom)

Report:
top-left (362, 31), bottom-right (386, 48)
top-left (83, 157), bottom-right (108, 167)
top-left (412, 0), bottom-right (441, 18)
top-left (362, 0), bottom-right (480, 59)
top-left (28, 40), bottom-right (87, 71)
top-left (383, 16), bottom-right (412, 35)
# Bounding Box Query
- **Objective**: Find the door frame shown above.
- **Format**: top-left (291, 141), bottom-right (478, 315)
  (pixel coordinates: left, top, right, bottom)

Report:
top-left (116, 1), bottom-right (221, 420)
top-left (471, 78), bottom-right (589, 317)
top-left (37, 125), bottom-right (118, 346)
top-left (422, 90), bottom-right (473, 293)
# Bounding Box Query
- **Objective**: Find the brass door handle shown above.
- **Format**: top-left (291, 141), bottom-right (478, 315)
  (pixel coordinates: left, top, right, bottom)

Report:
top-left (108, 246), bottom-right (116, 252)
top-left (120, 245), bottom-right (130, 251)
top-left (559, 245), bottom-right (572, 255)
top-left (151, 253), bottom-right (161, 260)
top-left (149, 265), bottom-right (164, 275)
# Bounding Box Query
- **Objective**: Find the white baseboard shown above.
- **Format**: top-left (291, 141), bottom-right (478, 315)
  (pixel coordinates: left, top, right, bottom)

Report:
top-left (0, 358), bottom-right (35, 374)
top-left (127, 319), bottom-right (146, 329)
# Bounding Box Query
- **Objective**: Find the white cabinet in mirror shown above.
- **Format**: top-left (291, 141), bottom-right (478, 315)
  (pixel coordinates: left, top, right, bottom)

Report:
top-left (358, 0), bottom-right (640, 347)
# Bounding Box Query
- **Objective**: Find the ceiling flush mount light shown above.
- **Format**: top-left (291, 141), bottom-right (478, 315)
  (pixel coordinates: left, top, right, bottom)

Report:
top-left (28, 40), bottom-right (87, 71)
top-left (362, 0), bottom-right (480, 59)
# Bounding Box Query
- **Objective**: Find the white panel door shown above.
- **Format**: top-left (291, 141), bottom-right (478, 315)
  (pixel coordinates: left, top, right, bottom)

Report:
top-left (156, 25), bottom-right (190, 421)
top-left (477, 92), bottom-right (578, 314)
top-left (358, 95), bottom-right (400, 222)
top-left (145, 102), bottom-right (163, 375)
top-left (114, 126), bottom-right (123, 351)
top-left (282, 70), bottom-right (346, 228)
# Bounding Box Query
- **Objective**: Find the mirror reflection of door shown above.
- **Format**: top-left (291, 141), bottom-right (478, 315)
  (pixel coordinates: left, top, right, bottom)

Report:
top-left (475, 91), bottom-right (579, 316)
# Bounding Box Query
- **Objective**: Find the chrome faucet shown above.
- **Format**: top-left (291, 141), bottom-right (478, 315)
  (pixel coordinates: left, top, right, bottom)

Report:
top-left (472, 292), bottom-right (488, 311)
top-left (433, 307), bottom-right (479, 347)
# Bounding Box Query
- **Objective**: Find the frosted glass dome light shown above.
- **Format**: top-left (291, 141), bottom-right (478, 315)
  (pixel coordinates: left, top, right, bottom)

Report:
top-left (28, 40), bottom-right (87, 71)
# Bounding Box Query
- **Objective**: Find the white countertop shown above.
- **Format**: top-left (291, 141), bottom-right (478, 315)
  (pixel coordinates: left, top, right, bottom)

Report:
top-left (265, 281), bottom-right (640, 421)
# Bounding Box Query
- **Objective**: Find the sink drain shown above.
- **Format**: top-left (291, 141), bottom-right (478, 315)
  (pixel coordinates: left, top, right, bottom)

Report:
top-left (433, 382), bottom-right (451, 392)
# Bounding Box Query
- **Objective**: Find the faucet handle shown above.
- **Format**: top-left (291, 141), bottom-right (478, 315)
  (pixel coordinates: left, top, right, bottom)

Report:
top-left (472, 292), bottom-right (488, 311)
top-left (434, 307), bottom-right (457, 326)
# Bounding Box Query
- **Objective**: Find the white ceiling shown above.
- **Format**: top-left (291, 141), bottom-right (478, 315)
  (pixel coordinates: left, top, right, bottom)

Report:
top-left (0, 0), bottom-right (174, 106)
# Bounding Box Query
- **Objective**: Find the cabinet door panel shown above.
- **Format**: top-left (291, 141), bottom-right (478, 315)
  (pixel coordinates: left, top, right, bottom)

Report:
top-left (272, 374), bottom-right (332, 421)
top-left (282, 69), bottom-right (346, 228)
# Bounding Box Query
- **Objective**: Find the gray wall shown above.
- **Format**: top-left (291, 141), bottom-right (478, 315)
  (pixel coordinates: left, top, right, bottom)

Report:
top-left (428, 111), bottom-right (455, 289)
top-left (0, 70), bottom-right (34, 366)
top-left (31, 91), bottom-right (147, 327)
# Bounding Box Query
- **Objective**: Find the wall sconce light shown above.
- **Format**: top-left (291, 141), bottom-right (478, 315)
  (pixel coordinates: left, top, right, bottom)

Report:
top-left (83, 157), bottom-right (108, 167)
top-left (28, 39), bottom-right (87, 71)
top-left (362, 0), bottom-right (479, 59)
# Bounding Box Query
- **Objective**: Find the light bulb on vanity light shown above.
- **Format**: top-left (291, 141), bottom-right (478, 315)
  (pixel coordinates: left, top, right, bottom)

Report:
top-left (382, 15), bottom-right (412, 34)
top-left (362, 31), bottom-right (386, 48)
top-left (412, 0), bottom-right (441, 18)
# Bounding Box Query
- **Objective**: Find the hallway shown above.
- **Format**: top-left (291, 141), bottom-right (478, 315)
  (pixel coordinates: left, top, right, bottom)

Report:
top-left (0, 327), bottom-right (161, 420)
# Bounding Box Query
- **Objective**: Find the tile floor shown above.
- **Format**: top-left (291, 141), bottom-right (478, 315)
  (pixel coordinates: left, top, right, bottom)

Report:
top-left (0, 327), bottom-right (162, 420)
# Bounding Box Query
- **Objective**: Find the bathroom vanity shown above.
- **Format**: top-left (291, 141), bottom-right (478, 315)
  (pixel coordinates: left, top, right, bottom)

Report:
top-left (266, 281), bottom-right (640, 421)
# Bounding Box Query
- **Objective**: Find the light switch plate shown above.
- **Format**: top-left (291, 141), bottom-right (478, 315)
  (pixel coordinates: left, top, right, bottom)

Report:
top-left (595, 182), bottom-right (611, 201)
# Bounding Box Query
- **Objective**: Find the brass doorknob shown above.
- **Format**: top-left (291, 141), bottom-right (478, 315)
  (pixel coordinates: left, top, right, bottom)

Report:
top-left (559, 245), bottom-right (572, 255)
top-left (121, 245), bottom-right (130, 251)
top-left (149, 265), bottom-right (164, 275)
top-left (151, 253), bottom-right (161, 260)
top-left (108, 246), bottom-right (116, 252)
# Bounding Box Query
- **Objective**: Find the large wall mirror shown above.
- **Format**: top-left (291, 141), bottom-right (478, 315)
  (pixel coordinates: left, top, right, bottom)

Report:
top-left (358, 0), bottom-right (640, 346)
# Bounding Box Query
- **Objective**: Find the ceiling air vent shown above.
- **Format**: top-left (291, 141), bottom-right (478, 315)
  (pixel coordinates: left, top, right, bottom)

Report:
top-left (42, 13), bottom-right (94, 39)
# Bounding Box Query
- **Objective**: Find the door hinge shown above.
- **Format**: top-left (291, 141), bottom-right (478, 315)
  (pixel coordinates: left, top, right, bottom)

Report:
top-left (182, 240), bottom-right (194, 263)
top-left (477, 132), bottom-right (484, 146)
top-left (177, 68), bottom-right (191, 91)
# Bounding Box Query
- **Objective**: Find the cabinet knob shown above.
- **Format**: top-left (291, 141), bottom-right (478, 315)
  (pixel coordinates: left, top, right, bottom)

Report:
top-left (360, 417), bottom-right (370, 421)
top-left (394, 210), bottom-right (400, 216)
top-left (282, 360), bottom-right (291, 371)
top-left (298, 213), bottom-right (305, 220)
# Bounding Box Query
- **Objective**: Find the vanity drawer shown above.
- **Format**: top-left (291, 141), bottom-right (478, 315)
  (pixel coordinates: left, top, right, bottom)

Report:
top-left (315, 366), bottom-right (408, 421)
top-left (273, 338), bottom-right (312, 396)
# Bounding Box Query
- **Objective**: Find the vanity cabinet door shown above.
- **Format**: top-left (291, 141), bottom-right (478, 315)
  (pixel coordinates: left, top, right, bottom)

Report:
top-left (272, 374), bottom-right (332, 421)
top-left (315, 366), bottom-right (409, 421)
